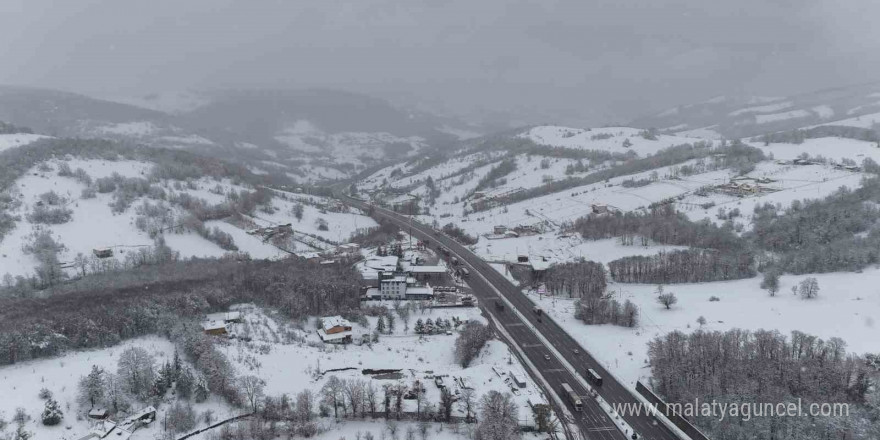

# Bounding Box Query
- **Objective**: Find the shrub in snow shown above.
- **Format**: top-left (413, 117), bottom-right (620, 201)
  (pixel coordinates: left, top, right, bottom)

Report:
top-left (41, 399), bottom-right (62, 426)
top-left (38, 388), bottom-right (52, 400)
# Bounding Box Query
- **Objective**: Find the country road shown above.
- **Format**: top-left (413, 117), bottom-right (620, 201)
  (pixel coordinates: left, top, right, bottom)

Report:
top-left (341, 195), bottom-right (683, 440)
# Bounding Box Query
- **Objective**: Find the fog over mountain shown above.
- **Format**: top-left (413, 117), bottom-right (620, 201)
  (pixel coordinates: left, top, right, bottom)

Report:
top-left (2, 0), bottom-right (880, 125)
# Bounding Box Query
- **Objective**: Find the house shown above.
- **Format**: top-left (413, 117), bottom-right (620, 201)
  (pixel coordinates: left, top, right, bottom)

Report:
top-left (591, 203), bottom-right (609, 214)
top-left (319, 316), bottom-right (353, 344)
top-left (363, 287), bottom-right (381, 300)
top-left (493, 225), bottom-right (508, 235)
top-left (201, 321), bottom-right (228, 336)
top-left (93, 248), bottom-right (113, 259)
top-left (88, 408), bottom-right (109, 420)
top-left (206, 311), bottom-right (242, 324)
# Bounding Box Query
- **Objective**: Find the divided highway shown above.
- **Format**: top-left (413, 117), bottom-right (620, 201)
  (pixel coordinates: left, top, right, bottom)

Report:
top-left (342, 196), bottom-right (682, 440)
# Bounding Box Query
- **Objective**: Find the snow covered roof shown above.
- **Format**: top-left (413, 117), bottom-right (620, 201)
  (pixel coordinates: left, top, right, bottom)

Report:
top-left (201, 321), bottom-right (227, 331)
top-left (206, 311), bottom-right (241, 322)
top-left (321, 316), bottom-right (352, 331)
top-left (406, 286), bottom-right (434, 295)
top-left (408, 265), bottom-right (446, 273)
top-left (530, 259), bottom-right (551, 271)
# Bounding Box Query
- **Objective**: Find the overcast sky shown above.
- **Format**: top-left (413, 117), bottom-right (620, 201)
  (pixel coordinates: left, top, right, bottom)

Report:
top-left (1, 0), bottom-right (879, 124)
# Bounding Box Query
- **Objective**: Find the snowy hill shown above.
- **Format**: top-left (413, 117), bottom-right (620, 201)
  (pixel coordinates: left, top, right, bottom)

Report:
top-left (0, 138), bottom-right (376, 283)
top-left (0, 86), bottom-right (483, 183)
top-left (631, 82), bottom-right (880, 139)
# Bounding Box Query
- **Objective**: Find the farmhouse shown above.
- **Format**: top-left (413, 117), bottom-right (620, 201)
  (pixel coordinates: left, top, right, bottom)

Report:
top-left (201, 321), bottom-right (228, 336)
top-left (319, 316), bottom-right (353, 344)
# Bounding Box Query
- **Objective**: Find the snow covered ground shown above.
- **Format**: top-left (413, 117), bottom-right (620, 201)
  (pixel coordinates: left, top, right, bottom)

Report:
top-left (521, 126), bottom-right (704, 158)
top-left (0, 158), bottom-right (376, 279)
top-left (524, 266), bottom-right (880, 388)
top-left (0, 336), bottom-right (236, 440)
top-left (0, 133), bottom-right (50, 152)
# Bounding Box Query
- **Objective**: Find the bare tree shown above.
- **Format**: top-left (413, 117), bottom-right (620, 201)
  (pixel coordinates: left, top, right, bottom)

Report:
top-left (440, 388), bottom-right (455, 422)
top-left (117, 347), bottom-right (156, 397)
top-left (460, 388), bottom-right (476, 422)
top-left (799, 277), bottom-right (819, 299)
top-left (476, 391), bottom-right (520, 440)
top-left (238, 375), bottom-right (266, 413)
top-left (295, 389), bottom-right (314, 423)
top-left (365, 383), bottom-right (378, 418)
top-left (322, 376), bottom-right (344, 419)
top-left (657, 292), bottom-right (677, 310)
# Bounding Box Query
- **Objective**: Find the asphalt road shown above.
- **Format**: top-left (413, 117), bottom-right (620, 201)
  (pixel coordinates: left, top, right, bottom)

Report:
top-left (342, 196), bottom-right (681, 440)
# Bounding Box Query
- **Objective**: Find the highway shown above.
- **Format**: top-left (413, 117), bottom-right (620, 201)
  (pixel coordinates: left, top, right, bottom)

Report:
top-left (342, 195), bottom-right (681, 440)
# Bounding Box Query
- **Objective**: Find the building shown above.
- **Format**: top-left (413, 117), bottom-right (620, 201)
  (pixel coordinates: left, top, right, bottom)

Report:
top-left (88, 408), bottom-right (108, 420)
top-left (201, 321), bottom-right (228, 336)
top-left (379, 273), bottom-right (409, 299)
top-left (409, 265), bottom-right (446, 281)
top-left (319, 316), bottom-right (353, 344)
top-left (591, 203), bottom-right (609, 214)
top-left (405, 284), bottom-right (435, 300)
top-left (93, 248), bottom-right (113, 259)
top-left (493, 225), bottom-right (508, 235)
top-left (206, 311), bottom-right (242, 324)
top-left (509, 371), bottom-right (527, 388)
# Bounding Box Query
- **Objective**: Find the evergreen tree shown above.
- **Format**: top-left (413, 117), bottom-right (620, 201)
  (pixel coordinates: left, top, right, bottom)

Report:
top-left (78, 365), bottom-right (105, 408)
top-left (193, 376), bottom-right (209, 403)
top-left (41, 399), bottom-right (63, 426)
top-left (176, 368), bottom-right (195, 399)
top-left (376, 316), bottom-right (386, 334)
top-left (414, 319), bottom-right (425, 334)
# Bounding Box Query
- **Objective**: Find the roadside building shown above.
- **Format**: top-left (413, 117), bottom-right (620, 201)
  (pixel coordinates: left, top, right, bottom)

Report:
top-left (319, 316), bottom-right (353, 344)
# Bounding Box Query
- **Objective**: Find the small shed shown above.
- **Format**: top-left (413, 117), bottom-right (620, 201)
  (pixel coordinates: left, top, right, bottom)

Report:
top-left (93, 248), bottom-right (113, 258)
top-left (493, 225), bottom-right (508, 235)
top-left (87, 408), bottom-right (108, 420)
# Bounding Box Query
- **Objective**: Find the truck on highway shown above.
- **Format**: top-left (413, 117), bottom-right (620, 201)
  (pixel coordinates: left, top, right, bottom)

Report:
top-left (587, 368), bottom-right (603, 386)
top-left (561, 383), bottom-right (582, 411)
top-left (533, 306), bottom-right (543, 316)
top-left (459, 267), bottom-right (470, 278)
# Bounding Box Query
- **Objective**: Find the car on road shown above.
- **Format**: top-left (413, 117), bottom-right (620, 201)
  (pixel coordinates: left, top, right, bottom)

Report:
top-left (544, 354), bottom-right (551, 361)
top-left (573, 349), bottom-right (580, 354)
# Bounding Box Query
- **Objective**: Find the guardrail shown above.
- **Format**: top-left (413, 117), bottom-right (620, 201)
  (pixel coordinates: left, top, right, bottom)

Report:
top-left (635, 381), bottom-right (710, 440)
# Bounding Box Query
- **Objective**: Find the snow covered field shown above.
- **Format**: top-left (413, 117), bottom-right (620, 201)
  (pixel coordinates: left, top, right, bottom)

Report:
top-left (0, 133), bottom-right (50, 152)
top-left (0, 158), bottom-right (377, 279)
top-left (525, 266), bottom-right (880, 387)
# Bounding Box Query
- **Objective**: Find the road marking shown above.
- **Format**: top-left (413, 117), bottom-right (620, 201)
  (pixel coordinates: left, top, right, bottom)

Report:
top-left (505, 322), bottom-right (525, 327)
top-left (544, 368), bottom-right (565, 372)
top-left (522, 343), bottom-right (543, 348)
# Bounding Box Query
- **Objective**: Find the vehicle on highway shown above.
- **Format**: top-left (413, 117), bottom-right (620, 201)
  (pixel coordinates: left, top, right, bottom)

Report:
top-left (561, 383), bottom-right (582, 411)
top-left (587, 368), bottom-right (603, 386)
top-left (533, 306), bottom-right (543, 316)
top-left (459, 267), bottom-right (470, 278)
top-left (573, 349), bottom-right (580, 354)
top-left (494, 301), bottom-right (504, 311)
top-left (451, 256), bottom-right (460, 266)
top-left (544, 354), bottom-right (551, 361)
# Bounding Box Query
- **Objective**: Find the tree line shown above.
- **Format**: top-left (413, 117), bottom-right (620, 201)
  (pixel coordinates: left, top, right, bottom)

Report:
top-left (608, 249), bottom-right (755, 284)
top-left (648, 328), bottom-right (879, 440)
